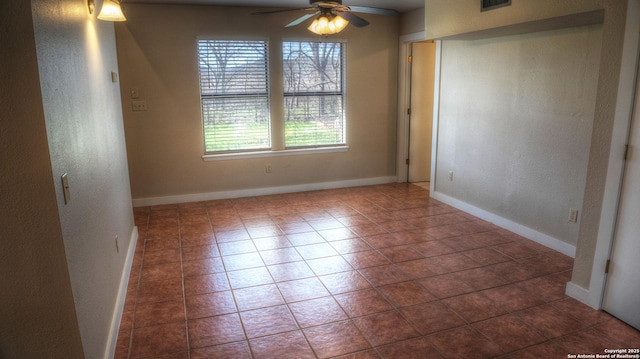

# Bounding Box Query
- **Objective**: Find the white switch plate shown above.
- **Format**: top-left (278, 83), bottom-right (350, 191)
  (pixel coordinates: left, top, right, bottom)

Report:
top-left (569, 208), bottom-right (579, 223)
top-left (448, 171), bottom-right (454, 181)
top-left (61, 173), bottom-right (70, 204)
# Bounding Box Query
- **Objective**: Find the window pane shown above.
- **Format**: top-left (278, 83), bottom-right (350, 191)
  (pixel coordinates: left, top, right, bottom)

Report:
top-left (283, 41), bottom-right (345, 148)
top-left (198, 40), bottom-right (270, 153)
top-left (284, 95), bottom-right (344, 147)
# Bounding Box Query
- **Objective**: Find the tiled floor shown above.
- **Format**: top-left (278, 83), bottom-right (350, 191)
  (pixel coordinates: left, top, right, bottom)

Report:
top-left (115, 183), bottom-right (640, 359)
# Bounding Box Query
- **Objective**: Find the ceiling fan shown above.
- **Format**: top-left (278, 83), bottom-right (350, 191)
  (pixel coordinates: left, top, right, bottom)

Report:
top-left (253, 0), bottom-right (399, 35)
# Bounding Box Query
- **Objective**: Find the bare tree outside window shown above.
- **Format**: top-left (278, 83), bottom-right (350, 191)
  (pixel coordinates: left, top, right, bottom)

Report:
top-left (283, 41), bottom-right (345, 147)
top-left (197, 40), bottom-right (271, 153)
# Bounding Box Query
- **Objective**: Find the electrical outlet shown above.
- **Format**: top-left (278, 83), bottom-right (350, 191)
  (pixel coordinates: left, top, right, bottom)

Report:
top-left (569, 208), bottom-right (579, 223)
top-left (265, 164), bottom-right (273, 173)
top-left (132, 100), bottom-right (148, 111)
top-left (448, 171), bottom-right (454, 181)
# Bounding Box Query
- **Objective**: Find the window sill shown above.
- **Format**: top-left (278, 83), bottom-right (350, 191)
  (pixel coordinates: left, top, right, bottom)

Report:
top-left (202, 146), bottom-right (349, 162)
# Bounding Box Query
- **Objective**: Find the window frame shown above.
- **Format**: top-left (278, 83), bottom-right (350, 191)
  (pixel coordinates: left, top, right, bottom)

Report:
top-left (197, 37), bottom-right (349, 161)
top-left (197, 38), bottom-right (272, 154)
top-left (282, 40), bottom-right (347, 149)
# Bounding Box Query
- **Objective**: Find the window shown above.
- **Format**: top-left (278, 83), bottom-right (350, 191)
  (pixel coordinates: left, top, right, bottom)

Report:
top-left (197, 39), bottom-right (346, 156)
top-left (197, 40), bottom-right (270, 153)
top-left (283, 41), bottom-right (345, 148)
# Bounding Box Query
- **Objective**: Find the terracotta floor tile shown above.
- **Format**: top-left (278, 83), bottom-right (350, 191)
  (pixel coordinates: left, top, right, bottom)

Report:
top-left (181, 244), bottom-right (220, 262)
top-left (303, 320), bottom-right (371, 358)
top-left (141, 261), bottom-right (183, 282)
top-left (134, 298), bottom-right (185, 328)
top-left (218, 240), bottom-right (257, 256)
top-left (502, 340), bottom-right (568, 359)
top-left (516, 274), bottom-right (568, 302)
top-left (182, 257), bottom-right (225, 277)
top-left (329, 238), bottom-right (373, 254)
top-left (185, 291), bottom-right (236, 319)
top-left (342, 250), bottom-right (392, 269)
top-left (233, 284), bottom-right (285, 311)
top-left (289, 296), bottom-right (348, 327)
top-left (429, 326), bottom-right (503, 359)
top-left (249, 330), bottom-right (315, 359)
top-left (189, 313), bottom-right (246, 348)
top-left (142, 248), bottom-right (181, 266)
top-left (183, 273), bottom-right (230, 296)
top-left (319, 270), bottom-right (372, 295)
top-left (399, 301), bottom-right (466, 335)
top-left (516, 304), bottom-right (586, 339)
top-left (137, 277), bottom-right (184, 304)
top-left (277, 277), bottom-right (330, 302)
top-left (267, 261), bottom-right (315, 282)
top-left (221, 252), bottom-right (264, 271)
top-left (259, 247), bottom-right (303, 265)
top-left (378, 245), bottom-right (424, 263)
top-left (239, 305), bottom-right (299, 338)
top-left (593, 319), bottom-right (640, 346)
top-left (481, 284), bottom-right (545, 313)
top-left (353, 310), bottom-right (420, 346)
top-left (130, 322), bottom-right (187, 359)
top-left (551, 297), bottom-right (612, 326)
top-left (118, 185), bottom-right (640, 358)
top-left (359, 264), bottom-right (411, 286)
top-left (252, 235), bottom-right (292, 250)
top-left (442, 292), bottom-right (508, 323)
top-left (472, 314), bottom-right (546, 353)
top-left (335, 288), bottom-right (393, 318)
top-left (376, 336), bottom-right (444, 359)
top-left (306, 255), bottom-right (354, 275)
top-left (190, 341), bottom-right (251, 359)
top-left (296, 243), bottom-right (339, 260)
top-left (452, 267), bottom-right (511, 290)
top-left (377, 281), bottom-right (435, 307)
top-left (227, 267), bottom-right (273, 289)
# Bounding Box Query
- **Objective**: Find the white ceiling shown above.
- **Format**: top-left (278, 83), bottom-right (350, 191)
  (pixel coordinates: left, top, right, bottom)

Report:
top-left (124, 0), bottom-right (425, 14)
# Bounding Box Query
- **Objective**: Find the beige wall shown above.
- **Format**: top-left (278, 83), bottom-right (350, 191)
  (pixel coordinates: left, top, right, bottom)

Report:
top-left (28, 0), bottom-right (136, 356)
top-left (0, 1), bottom-right (84, 357)
top-left (436, 24), bottom-right (602, 247)
top-left (115, 4), bottom-right (399, 202)
top-left (400, 7), bottom-right (425, 35)
top-left (0, 1), bottom-right (82, 358)
top-left (425, 0), bottom-right (639, 305)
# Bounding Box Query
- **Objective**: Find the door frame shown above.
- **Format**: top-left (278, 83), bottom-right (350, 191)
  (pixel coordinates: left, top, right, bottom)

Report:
top-left (576, 0), bottom-right (640, 310)
top-left (396, 32), bottom-right (441, 194)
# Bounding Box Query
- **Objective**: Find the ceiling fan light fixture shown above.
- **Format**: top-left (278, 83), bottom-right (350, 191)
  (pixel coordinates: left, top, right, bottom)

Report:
top-left (308, 14), bottom-right (349, 35)
top-left (98, 0), bottom-right (126, 21)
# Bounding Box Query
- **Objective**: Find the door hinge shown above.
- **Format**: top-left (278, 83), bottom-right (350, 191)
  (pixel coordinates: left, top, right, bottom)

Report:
top-left (623, 144), bottom-right (629, 160)
top-left (408, 55), bottom-right (413, 63)
top-left (605, 259), bottom-right (611, 274)
top-left (407, 108), bottom-right (411, 115)
top-left (406, 158), bottom-right (410, 165)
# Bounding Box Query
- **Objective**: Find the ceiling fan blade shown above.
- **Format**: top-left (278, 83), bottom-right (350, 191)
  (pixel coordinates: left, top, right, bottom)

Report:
top-left (337, 11), bottom-right (369, 27)
top-left (252, 7), bottom-right (313, 15)
top-left (285, 12), bottom-right (319, 27)
top-left (348, 6), bottom-right (399, 16)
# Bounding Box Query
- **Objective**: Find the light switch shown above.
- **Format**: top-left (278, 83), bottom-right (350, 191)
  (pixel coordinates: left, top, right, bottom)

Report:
top-left (61, 173), bottom-right (71, 204)
top-left (130, 87), bottom-right (139, 99)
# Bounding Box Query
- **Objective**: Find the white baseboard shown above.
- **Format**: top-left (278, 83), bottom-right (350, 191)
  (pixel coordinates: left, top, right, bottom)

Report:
top-left (565, 281), bottom-right (592, 307)
top-left (431, 191), bottom-right (576, 258)
top-left (104, 226), bottom-right (138, 359)
top-left (132, 176), bottom-right (398, 207)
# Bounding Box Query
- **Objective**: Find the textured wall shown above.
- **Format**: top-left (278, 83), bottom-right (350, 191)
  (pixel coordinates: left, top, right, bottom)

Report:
top-left (436, 25), bottom-right (602, 247)
top-left (30, 0), bottom-right (136, 356)
top-left (0, 1), bottom-right (84, 357)
top-left (115, 4), bottom-right (399, 201)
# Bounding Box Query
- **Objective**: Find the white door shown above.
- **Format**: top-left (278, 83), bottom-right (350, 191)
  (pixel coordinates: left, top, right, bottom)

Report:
top-left (408, 41), bottom-right (436, 183)
top-left (602, 62), bottom-right (640, 331)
